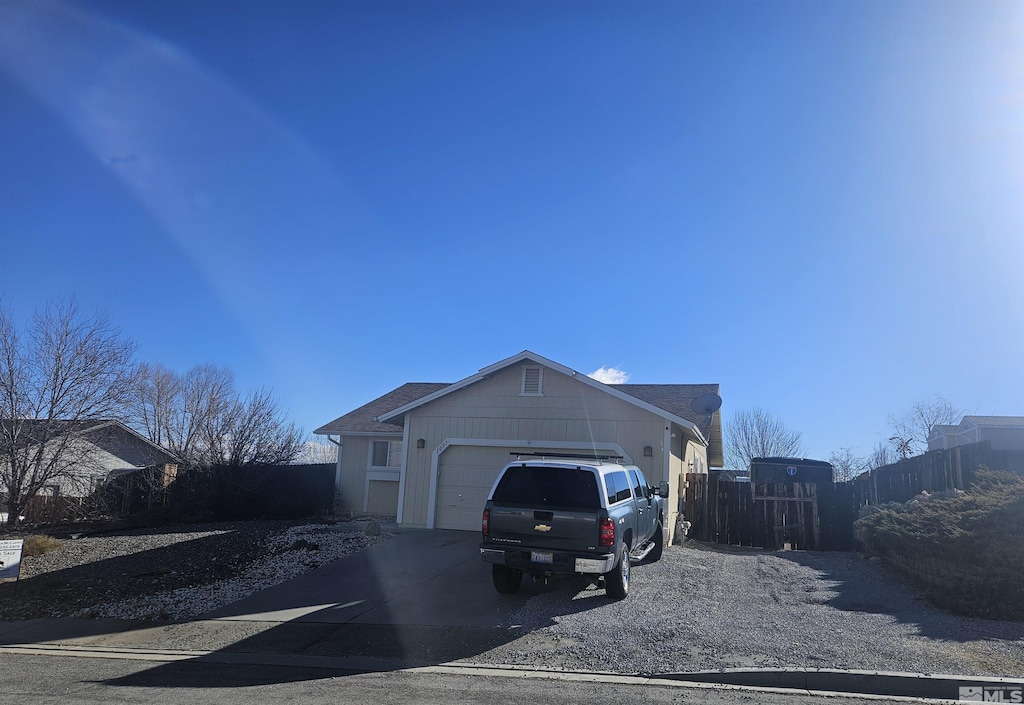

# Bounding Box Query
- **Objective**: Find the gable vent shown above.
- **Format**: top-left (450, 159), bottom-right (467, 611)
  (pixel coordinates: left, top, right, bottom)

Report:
top-left (521, 366), bottom-right (543, 395)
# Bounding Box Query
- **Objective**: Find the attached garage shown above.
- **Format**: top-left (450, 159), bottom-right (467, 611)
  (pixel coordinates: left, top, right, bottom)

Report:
top-left (434, 443), bottom-right (628, 532)
top-left (434, 445), bottom-right (506, 531)
top-left (315, 350), bottom-right (723, 541)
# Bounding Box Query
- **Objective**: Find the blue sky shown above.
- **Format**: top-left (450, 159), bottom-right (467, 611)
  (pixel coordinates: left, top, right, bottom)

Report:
top-left (1, 0), bottom-right (1022, 462)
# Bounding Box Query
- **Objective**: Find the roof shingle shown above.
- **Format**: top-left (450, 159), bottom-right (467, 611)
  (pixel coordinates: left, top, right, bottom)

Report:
top-left (314, 381), bottom-right (723, 441)
top-left (962, 415), bottom-right (1024, 427)
top-left (313, 383), bottom-right (449, 435)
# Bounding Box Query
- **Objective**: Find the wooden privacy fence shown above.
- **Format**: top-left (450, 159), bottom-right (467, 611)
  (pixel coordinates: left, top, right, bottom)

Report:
top-left (684, 441), bottom-right (1024, 552)
top-left (685, 474), bottom-right (844, 551)
top-left (856, 442), bottom-right (1024, 505)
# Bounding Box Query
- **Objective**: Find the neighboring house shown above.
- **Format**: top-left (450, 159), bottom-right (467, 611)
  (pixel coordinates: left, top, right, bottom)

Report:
top-left (1, 419), bottom-right (179, 500)
top-left (926, 416), bottom-right (1024, 452)
top-left (315, 351), bottom-right (722, 542)
top-left (925, 425), bottom-right (959, 452)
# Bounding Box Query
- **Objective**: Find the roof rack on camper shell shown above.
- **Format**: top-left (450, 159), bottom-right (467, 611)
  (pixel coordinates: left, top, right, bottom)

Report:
top-left (508, 451), bottom-right (625, 462)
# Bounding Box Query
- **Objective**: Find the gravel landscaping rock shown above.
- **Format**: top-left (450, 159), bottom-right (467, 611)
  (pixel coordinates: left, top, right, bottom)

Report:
top-left (3, 524), bottom-right (1022, 680)
top-left (476, 541), bottom-right (1024, 677)
top-left (0, 518), bottom-right (392, 621)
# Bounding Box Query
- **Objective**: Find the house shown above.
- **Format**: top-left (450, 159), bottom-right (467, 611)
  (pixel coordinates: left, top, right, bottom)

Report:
top-left (1, 418), bottom-right (179, 500)
top-left (955, 416), bottom-right (1024, 450)
top-left (926, 416), bottom-right (1024, 452)
top-left (925, 425), bottom-right (959, 452)
top-left (315, 351), bottom-right (722, 542)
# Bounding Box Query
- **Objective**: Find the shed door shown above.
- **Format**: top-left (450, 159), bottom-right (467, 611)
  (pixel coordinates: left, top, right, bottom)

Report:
top-left (434, 445), bottom-right (604, 531)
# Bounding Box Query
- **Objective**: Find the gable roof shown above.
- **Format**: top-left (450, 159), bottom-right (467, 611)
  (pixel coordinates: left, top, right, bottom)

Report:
top-left (374, 351), bottom-right (709, 444)
top-left (314, 382), bottom-right (449, 435)
top-left (927, 424), bottom-right (958, 440)
top-left (612, 383), bottom-right (723, 466)
top-left (1, 419), bottom-right (179, 466)
top-left (315, 352), bottom-right (722, 459)
top-left (960, 415), bottom-right (1024, 428)
top-left (611, 384), bottom-right (720, 438)
top-left (88, 422), bottom-right (181, 467)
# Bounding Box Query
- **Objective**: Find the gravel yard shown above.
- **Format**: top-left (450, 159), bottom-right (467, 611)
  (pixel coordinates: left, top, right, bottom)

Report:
top-left (2, 523), bottom-right (1023, 680)
top-left (0, 518), bottom-right (391, 621)
top-left (476, 541), bottom-right (1024, 678)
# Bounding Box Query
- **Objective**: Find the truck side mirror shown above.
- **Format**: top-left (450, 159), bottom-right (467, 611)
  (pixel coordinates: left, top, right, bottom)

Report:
top-left (657, 481), bottom-right (669, 499)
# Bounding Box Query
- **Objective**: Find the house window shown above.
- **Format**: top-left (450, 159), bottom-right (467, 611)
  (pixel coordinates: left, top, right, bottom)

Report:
top-left (371, 440), bottom-right (403, 468)
top-left (521, 366), bottom-right (543, 396)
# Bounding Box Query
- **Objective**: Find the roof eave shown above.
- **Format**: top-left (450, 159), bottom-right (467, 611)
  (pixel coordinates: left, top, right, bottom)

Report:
top-left (376, 350), bottom-right (553, 422)
top-left (376, 351), bottom-right (711, 442)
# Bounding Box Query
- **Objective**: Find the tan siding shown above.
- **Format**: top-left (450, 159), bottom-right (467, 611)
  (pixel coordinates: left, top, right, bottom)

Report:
top-left (401, 429), bottom-right (433, 527)
top-left (337, 436), bottom-right (369, 512)
top-left (979, 427), bottom-right (1024, 451)
top-left (401, 363), bottom-right (682, 528)
top-left (366, 479), bottom-right (400, 515)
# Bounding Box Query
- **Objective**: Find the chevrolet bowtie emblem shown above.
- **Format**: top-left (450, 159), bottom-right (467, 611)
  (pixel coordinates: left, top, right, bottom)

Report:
top-left (534, 524), bottom-right (552, 532)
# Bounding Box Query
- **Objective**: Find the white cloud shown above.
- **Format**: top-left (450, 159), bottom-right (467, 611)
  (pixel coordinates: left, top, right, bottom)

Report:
top-left (588, 366), bottom-right (629, 384)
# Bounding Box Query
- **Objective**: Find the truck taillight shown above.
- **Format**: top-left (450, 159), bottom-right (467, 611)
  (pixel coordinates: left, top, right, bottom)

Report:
top-left (599, 517), bottom-right (615, 547)
top-left (482, 508), bottom-right (490, 537)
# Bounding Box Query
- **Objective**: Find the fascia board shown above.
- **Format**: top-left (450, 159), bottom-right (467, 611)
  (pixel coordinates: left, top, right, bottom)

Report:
top-left (375, 349), bottom-right (708, 446)
top-left (376, 350), bottom-right (543, 422)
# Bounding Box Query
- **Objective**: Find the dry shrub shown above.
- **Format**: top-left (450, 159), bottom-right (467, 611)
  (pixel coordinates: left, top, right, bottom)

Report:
top-left (23, 534), bottom-right (62, 557)
top-left (854, 467), bottom-right (1024, 619)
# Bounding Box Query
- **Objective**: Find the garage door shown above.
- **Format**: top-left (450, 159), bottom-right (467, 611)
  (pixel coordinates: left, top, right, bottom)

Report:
top-left (434, 445), bottom-right (601, 531)
top-left (435, 445), bottom-right (509, 531)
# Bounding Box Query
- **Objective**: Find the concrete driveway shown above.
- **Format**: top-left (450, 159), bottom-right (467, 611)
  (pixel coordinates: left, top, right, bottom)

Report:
top-left (202, 529), bottom-right (523, 629)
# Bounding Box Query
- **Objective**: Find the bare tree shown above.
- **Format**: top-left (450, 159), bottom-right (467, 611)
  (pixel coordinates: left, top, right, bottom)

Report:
top-left (866, 440), bottom-right (895, 470)
top-left (169, 364), bottom-right (236, 466)
top-left (828, 447), bottom-right (867, 482)
top-left (127, 362), bottom-right (180, 447)
top-left (294, 437), bottom-right (338, 464)
top-left (724, 407), bottom-right (803, 470)
top-left (888, 395), bottom-right (964, 458)
top-left (0, 300), bottom-right (136, 524)
top-left (200, 387), bottom-right (303, 467)
top-left (128, 364), bottom-right (301, 469)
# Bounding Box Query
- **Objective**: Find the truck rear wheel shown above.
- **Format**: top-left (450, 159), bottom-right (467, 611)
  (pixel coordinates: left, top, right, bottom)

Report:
top-left (492, 564), bottom-right (523, 594)
top-left (604, 542), bottom-right (630, 599)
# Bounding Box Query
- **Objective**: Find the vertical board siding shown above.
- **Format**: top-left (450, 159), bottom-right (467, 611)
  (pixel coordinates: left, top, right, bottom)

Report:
top-left (338, 436), bottom-right (370, 512)
top-left (366, 479), bottom-right (400, 515)
top-left (398, 362), bottom-right (709, 528)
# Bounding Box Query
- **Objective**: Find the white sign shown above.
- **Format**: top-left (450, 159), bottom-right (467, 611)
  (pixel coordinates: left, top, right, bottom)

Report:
top-left (0, 539), bottom-right (24, 579)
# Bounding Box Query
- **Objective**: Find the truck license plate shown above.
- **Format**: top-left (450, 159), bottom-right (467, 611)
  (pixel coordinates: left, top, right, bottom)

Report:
top-left (531, 551), bottom-right (553, 564)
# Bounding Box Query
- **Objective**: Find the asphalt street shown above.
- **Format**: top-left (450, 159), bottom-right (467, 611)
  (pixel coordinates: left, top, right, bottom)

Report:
top-left (3, 653), bottom-right (915, 705)
top-left (4, 528), bottom-right (1024, 702)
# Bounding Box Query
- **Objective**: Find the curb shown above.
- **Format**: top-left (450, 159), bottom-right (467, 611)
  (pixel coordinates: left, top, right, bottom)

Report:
top-left (655, 668), bottom-right (1024, 701)
top-left (3, 642), bottom-right (1022, 701)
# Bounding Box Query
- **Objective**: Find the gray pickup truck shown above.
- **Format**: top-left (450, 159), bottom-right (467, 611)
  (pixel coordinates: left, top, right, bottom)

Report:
top-left (479, 456), bottom-right (668, 599)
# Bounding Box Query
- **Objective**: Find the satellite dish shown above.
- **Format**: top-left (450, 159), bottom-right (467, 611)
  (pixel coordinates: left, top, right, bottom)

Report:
top-left (691, 393), bottom-right (723, 415)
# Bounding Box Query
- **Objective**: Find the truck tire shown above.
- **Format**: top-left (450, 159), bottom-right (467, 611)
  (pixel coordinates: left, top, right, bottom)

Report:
top-left (492, 564), bottom-right (523, 594)
top-left (649, 521), bottom-right (664, 562)
top-left (604, 542), bottom-right (630, 599)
